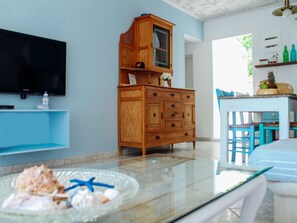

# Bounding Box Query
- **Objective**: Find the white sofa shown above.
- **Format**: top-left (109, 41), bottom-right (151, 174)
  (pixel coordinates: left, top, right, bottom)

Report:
top-left (249, 139), bottom-right (297, 223)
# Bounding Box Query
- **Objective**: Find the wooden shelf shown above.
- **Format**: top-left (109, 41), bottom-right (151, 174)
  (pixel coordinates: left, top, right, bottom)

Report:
top-left (120, 67), bottom-right (161, 74)
top-left (120, 67), bottom-right (148, 72)
top-left (255, 61), bottom-right (297, 68)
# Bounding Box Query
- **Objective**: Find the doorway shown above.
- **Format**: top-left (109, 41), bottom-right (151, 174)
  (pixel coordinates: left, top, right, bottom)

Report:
top-left (185, 55), bottom-right (193, 88)
top-left (212, 34), bottom-right (253, 139)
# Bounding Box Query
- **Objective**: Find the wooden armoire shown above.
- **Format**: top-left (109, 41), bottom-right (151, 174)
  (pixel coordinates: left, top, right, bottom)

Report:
top-left (118, 14), bottom-right (196, 156)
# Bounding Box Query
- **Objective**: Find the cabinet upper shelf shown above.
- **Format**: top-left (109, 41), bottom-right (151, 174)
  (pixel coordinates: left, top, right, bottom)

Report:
top-left (120, 67), bottom-right (151, 72)
top-left (255, 61), bottom-right (297, 68)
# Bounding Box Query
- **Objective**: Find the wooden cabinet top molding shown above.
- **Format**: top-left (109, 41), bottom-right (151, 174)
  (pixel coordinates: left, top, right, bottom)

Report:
top-left (119, 14), bottom-right (174, 86)
top-left (135, 14), bottom-right (176, 27)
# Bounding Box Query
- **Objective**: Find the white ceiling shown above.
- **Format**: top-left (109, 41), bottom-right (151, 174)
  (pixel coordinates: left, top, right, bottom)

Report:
top-left (162, 0), bottom-right (286, 21)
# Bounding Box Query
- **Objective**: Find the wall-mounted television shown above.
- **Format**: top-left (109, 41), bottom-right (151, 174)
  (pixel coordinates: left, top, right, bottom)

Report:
top-left (0, 28), bottom-right (66, 99)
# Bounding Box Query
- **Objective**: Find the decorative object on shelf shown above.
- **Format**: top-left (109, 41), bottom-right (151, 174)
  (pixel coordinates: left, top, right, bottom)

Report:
top-left (272, 0), bottom-right (297, 17)
top-left (135, 62), bottom-right (145, 69)
top-left (257, 71), bottom-right (280, 95)
top-left (128, 73), bottom-right (137, 85)
top-left (42, 91), bottom-right (49, 107)
top-left (283, 45), bottom-right (289, 62)
top-left (269, 54), bottom-right (278, 64)
top-left (267, 71), bottom-right (277, 88)
top-left (163, 80), bottom-right (170, 87)
top-left (276, 83), bottom-right (294, 94)
top-left (160, 72), bottom-right (172, 87)
top-left (291, 44), bottom-right (296, 61)
top-left (37, 91), bottom-right (50, 110)
top-left (160, 72), bottom-right (172, 81)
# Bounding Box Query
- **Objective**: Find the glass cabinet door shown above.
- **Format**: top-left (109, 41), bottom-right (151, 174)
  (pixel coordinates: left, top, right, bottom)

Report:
top-left (153, 25), bottom-right (170, 69)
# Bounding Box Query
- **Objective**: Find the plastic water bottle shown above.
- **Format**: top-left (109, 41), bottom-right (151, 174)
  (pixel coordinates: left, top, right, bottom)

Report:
top-left (42, 91), bottom-right (49, 109)
top-left (283, 45), bottom-right (289, 62)
top-left (291, 44), bottom-right (296, 62)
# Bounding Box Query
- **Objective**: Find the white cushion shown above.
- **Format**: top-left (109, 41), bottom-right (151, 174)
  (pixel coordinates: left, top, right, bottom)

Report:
top-left (249, 139), bottom-right (297, 182)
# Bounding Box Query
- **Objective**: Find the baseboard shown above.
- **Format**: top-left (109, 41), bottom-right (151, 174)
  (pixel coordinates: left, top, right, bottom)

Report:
top-left (196, 137), bottom-right (219, 142)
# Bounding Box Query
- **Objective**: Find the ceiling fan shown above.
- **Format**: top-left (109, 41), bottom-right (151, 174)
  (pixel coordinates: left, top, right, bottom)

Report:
top-left (272, 0), bottom-right (297, 17)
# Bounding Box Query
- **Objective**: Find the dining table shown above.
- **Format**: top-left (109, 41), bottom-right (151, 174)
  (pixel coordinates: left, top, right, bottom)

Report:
top-left (219, 94), bottom-right (297, 163)
top-left (0, 154), bottom-right (270, 223)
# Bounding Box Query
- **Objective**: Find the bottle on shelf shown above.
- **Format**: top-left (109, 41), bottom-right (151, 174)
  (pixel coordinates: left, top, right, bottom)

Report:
top-left (283, 45), bottom-right (289, 62)
top-left (291, 44), bottom-right (296, 62)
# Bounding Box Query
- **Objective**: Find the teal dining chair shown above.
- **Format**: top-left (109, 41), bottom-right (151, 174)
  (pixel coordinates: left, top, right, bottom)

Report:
top-left (259, 112), bottom-right (297, 145)
top-left (216, 88), bottom-right (259, 162)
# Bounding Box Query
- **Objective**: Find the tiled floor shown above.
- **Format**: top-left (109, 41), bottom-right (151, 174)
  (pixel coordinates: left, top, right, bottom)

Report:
top-left (114, 141), bottom-right (274, 223)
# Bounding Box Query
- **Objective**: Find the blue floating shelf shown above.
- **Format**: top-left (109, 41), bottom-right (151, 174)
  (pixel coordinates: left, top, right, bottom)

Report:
top-left (0, 110), bottom-right (69, 156)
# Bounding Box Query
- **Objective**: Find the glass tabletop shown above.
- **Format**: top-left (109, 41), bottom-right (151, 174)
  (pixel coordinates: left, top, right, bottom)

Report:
top-left (64, 154), bottom-right (270, 223)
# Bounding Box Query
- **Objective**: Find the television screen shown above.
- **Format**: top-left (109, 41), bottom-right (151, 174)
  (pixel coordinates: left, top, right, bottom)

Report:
top-left (0, 28), bottom-right (66, 97)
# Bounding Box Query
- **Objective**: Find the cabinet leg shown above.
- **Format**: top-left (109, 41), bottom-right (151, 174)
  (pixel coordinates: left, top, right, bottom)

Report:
top-left (142, 147), bottom-right (147, 156)
top-left (192, 141), bottom-right (196, 149)
top-left (118, 146), bottom-right (123, 156)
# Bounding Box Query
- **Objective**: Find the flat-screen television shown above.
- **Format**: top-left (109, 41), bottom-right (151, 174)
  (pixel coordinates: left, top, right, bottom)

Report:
top-left (0, 28), bottom-right (66, 98)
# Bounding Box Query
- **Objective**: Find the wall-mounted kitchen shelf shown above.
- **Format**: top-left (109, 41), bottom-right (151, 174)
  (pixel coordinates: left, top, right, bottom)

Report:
top-left (255, 61), bottom-right (297, 68)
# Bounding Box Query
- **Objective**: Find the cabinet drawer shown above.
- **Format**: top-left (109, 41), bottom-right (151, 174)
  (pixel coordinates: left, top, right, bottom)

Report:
top-left (146, 133), bottom-right (165, 143)
top-left (182, 129), bottom-right (195, 138)
top-left (164, 91), bottom-right (181, 101)
top-left (164, 120), bottom-right (182, 130)
top-left (182, 92), bottom-right (195, 102)
top-left (146, 89), bottom-right (163, 99)
top-left (120, 89), bottom-right (142, 99)
top-left (166, 129), bottom-right (195, 139)
top-left (164, 110), bottom-right (183, 120)
top-left (164, 102), bottom-right (182, 110)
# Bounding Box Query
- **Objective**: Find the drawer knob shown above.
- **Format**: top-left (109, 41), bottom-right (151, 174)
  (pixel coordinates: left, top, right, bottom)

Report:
top-left (171, 104), bottom-right (176, 108)
top-left (155, 136), bottom-right (160, 140)
top-left (185, 132), bottom-right (189, 136)
top-left (153, 92), bottom-right (158, 96)
top-left (171, 113), bottom-right (176, 117)
top-left (171, 123), bottom-right (176, 127)
top-left (187, 95), bottom-right (190, 99)
top-left (171, 93), bottom-right (175, 97)
top-left (153, 113), bottom-right (156, 117)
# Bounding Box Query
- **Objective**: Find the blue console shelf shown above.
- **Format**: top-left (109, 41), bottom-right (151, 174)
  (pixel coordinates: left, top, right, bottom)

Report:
top-left (0, 110), bottom-right (69, 155)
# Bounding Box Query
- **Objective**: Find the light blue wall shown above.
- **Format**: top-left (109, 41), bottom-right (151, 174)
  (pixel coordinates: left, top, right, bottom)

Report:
top-left (0, 0), bottom-right (203, 166)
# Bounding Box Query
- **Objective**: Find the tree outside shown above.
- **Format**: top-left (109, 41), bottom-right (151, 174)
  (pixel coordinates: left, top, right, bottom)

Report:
top-left (237, 34), bottom-right (253, 77)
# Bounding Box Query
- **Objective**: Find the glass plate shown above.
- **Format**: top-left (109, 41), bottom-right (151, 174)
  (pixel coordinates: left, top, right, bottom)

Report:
top-left (0, 168), bottom-right (139, 222)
